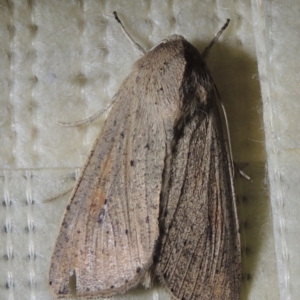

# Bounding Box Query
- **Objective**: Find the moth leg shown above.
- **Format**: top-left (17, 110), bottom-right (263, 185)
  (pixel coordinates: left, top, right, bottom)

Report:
top-left (43, 187), bottom-right (72, 203)
top-left (234, 162), bottom-right (252, 181)
top-left (219, 99), bottom-right (251, 181)
top-left (202, 19), bottom-right (230, 59)
top-left (113, 11), bottom-right (146, 55)
top-left (58, 101), bottom-right (113, 127)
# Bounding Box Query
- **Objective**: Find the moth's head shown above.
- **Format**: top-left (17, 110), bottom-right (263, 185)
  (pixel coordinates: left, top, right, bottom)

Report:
top-left (149, 34), bottom-right (186, 52)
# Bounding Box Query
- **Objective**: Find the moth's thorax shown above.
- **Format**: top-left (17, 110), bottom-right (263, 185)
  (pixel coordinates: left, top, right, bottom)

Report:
top-left (131, 35), bottom-right (215, 119)
top-left (149, 34), bottom-right (186, 52)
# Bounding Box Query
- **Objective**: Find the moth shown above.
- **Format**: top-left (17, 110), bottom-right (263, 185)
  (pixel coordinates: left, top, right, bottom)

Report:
top-left (49, 11), bottom-right (241, 300)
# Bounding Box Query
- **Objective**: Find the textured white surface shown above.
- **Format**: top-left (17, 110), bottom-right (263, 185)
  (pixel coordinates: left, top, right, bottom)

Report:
top-left (1, 0), bottom-right (296, 299)
top-left (251, 0), bottom-right (300, 299)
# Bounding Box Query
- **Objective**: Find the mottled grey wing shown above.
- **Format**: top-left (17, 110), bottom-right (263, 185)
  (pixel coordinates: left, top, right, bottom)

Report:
top-left (156, 101), bottom-right (241, 300)
top-left (49, 78), bottom-right (167, 298)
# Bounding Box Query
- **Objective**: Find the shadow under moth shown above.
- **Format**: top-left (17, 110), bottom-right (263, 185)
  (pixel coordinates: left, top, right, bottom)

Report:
top-left (49, 11), bottom-right (241, 300)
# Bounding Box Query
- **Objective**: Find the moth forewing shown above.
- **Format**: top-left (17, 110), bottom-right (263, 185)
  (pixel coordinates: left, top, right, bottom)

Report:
top-left (49, 77), bottom-right (170, 297)
top-left (49, 36), bottom-right (190, 300)
top-left (155, 34), bottom-right (241, 300)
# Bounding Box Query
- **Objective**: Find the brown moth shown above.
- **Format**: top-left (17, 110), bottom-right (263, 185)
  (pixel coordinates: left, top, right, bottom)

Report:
top-left (49, 12), bottom-right (241, 300)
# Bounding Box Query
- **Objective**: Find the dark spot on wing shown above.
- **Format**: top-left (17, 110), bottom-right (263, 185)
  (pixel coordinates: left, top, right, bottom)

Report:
top-left (98, 208), bottom-right (106, 224)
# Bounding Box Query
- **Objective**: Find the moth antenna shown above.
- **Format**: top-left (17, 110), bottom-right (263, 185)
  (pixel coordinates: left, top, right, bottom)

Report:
top-left (203, 18), bottom-right (232, 174)
top-left (202, 19), bottom-right (230, 59)
top-left (113, 11), bottom-right (146, 55)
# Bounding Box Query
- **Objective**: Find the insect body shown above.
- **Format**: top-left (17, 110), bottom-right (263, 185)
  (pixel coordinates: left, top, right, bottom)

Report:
top-left (49, 12), bottom-right (240, 300)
